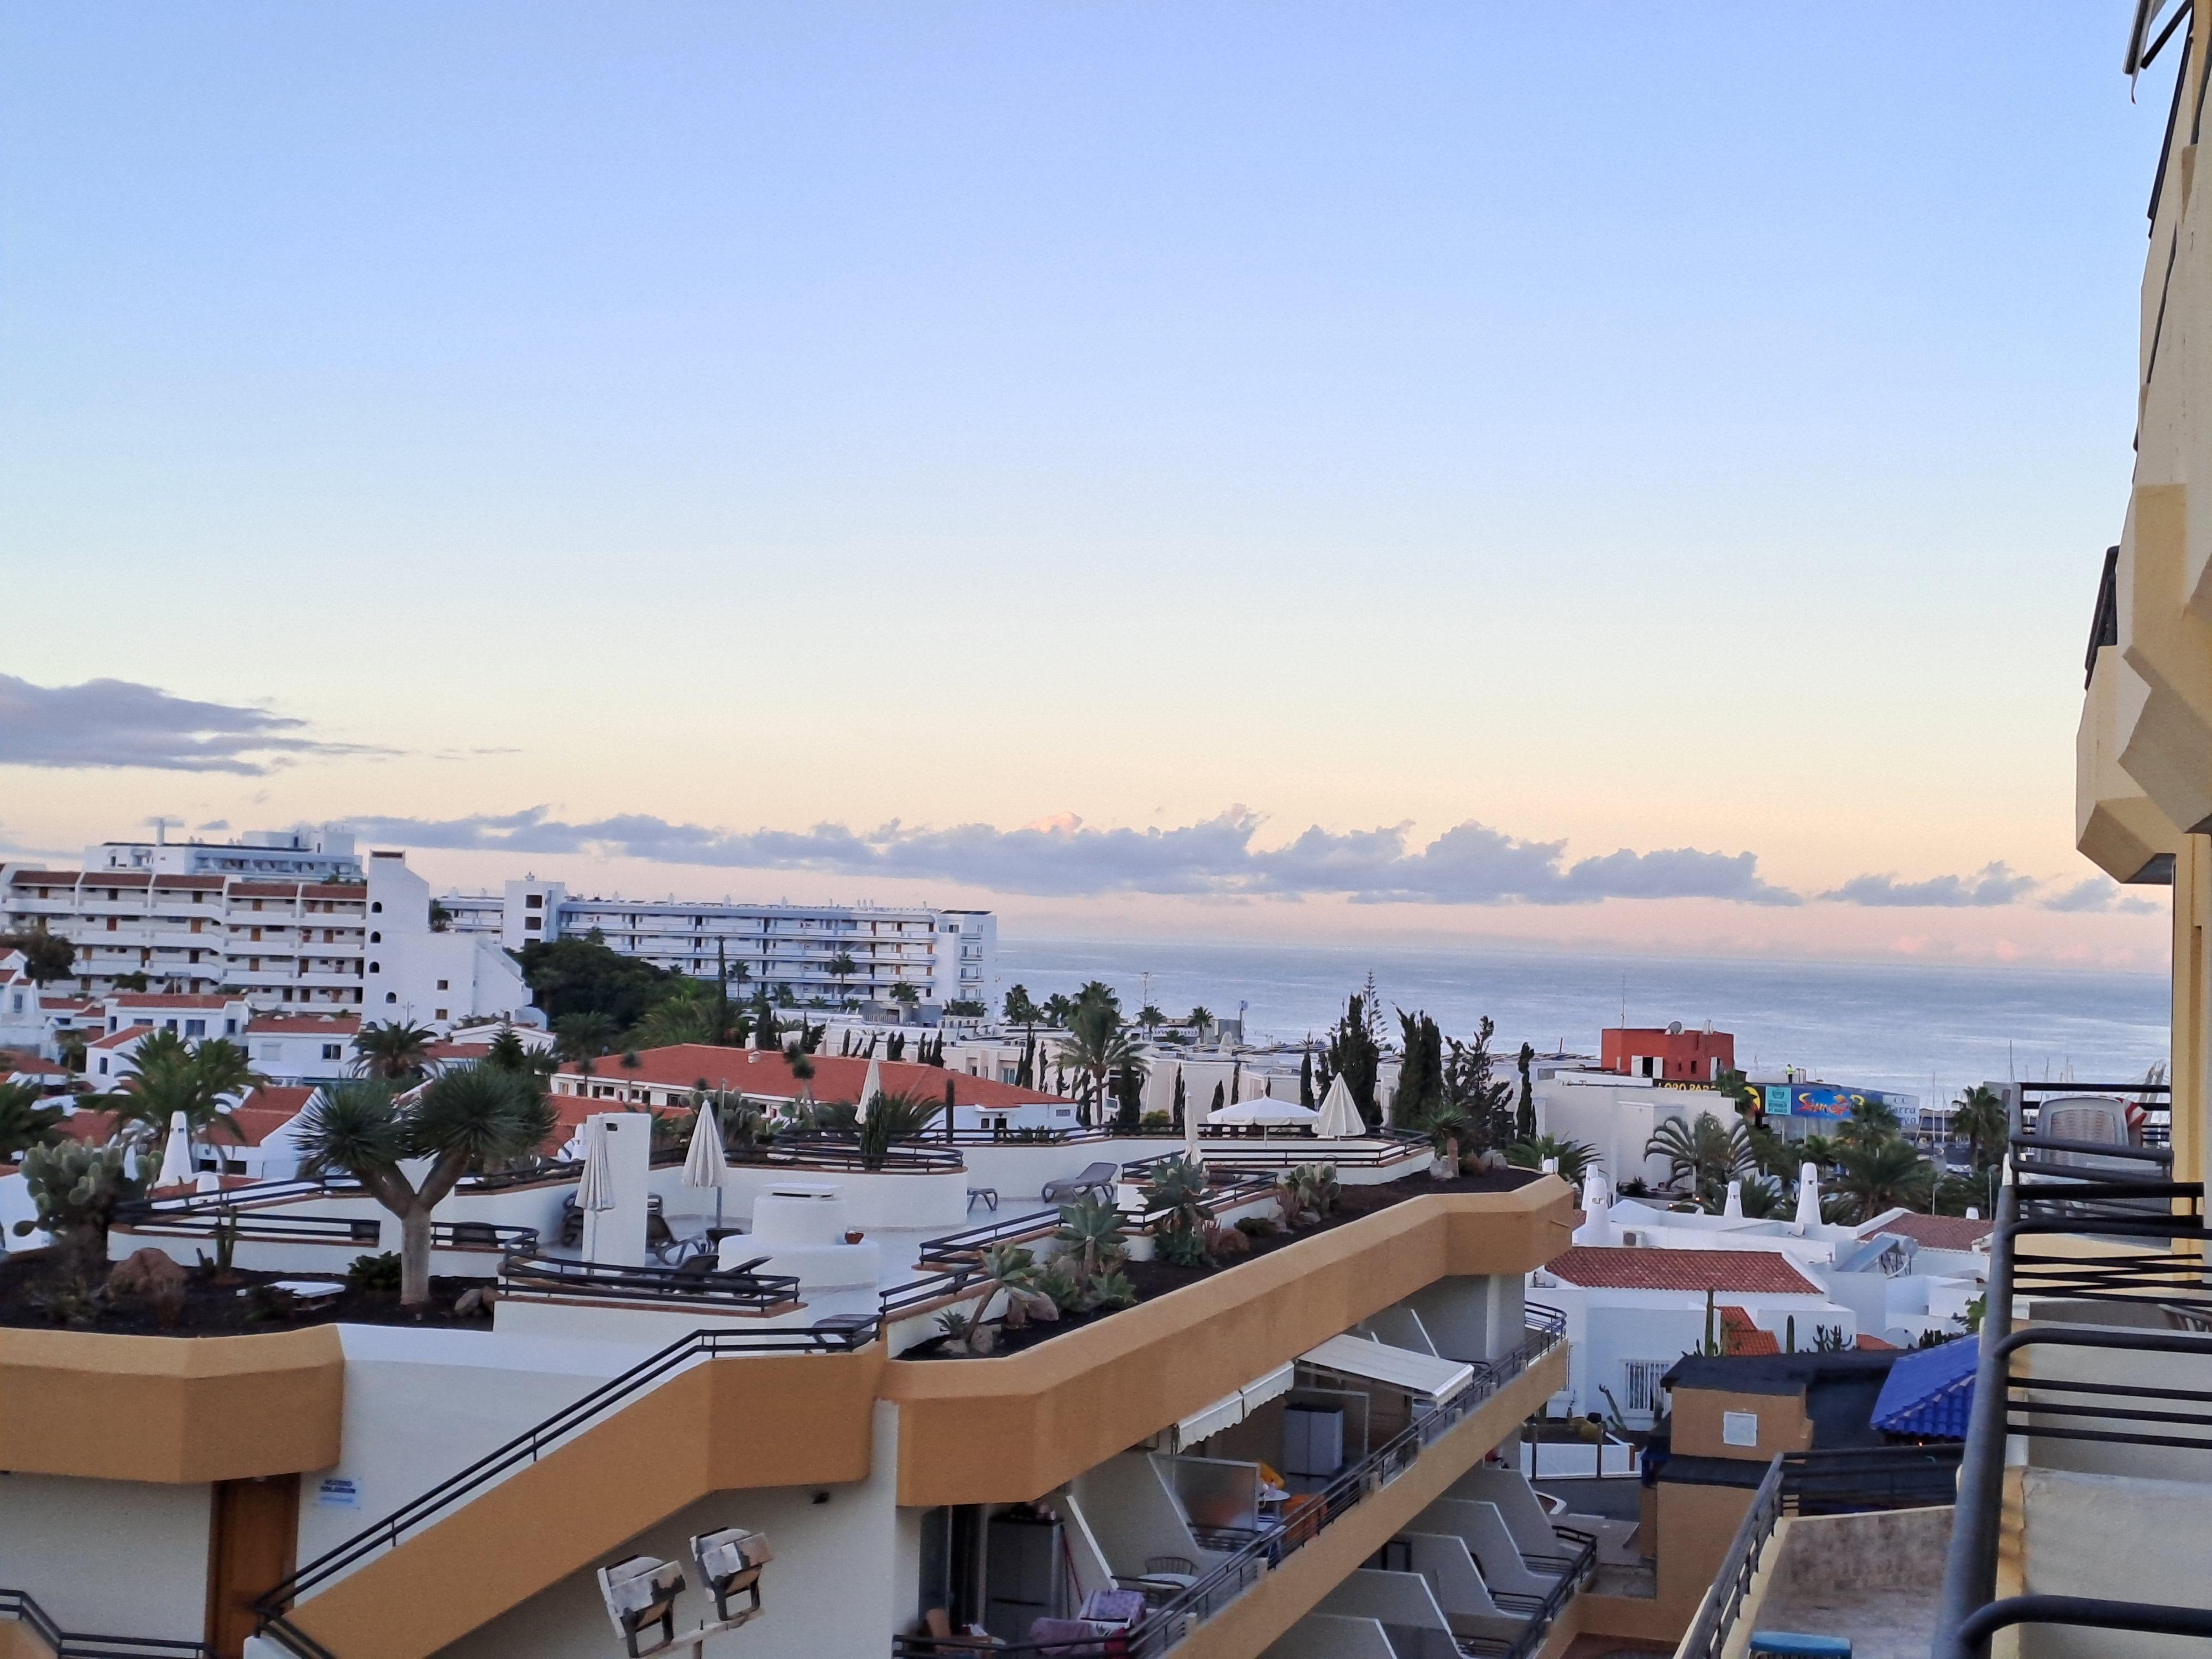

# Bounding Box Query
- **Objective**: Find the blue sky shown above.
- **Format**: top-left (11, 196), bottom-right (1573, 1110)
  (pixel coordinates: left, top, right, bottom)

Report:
top-left (0, 4), bottom-right (2180, 965)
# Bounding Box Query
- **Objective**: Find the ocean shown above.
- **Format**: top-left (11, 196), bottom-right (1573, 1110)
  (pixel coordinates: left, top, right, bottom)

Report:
top-left (996, 937), bottom-right (2172, 1109)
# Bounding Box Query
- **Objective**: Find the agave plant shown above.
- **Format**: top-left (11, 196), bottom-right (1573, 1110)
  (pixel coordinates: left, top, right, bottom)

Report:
top-left (968, 1243), bottom-right (1060, 1330)
top-left (1052, 1193), bottom-right (1128, 1288)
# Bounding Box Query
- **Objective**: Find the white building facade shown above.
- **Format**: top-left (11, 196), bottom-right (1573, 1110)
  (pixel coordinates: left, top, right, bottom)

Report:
top-left (437, 880), bottom-right (997, 1009)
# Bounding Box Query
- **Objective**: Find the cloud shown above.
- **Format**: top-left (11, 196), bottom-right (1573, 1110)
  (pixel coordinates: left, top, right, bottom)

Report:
top-left (341, 806), bottom-right (1803, 906)
top-left (2042, 875), bottom-right (2164, 915)
top-left (0, 675), bottom-right (374, 774)
top-left (1820, 862), bottom-right (2039, 908)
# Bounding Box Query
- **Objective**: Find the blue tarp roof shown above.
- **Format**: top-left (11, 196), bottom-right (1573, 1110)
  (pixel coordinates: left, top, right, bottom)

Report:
top-left (1870, 1334), bottom-right (1978, 1439)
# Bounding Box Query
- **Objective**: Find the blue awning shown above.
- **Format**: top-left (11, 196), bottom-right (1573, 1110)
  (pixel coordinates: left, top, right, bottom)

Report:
top-left (1870, 1334), bottom-right (1978, 1440)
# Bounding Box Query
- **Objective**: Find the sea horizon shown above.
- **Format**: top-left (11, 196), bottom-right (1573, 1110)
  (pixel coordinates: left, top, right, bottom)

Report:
top-left (998, 935), bottom-right (2172, 1110)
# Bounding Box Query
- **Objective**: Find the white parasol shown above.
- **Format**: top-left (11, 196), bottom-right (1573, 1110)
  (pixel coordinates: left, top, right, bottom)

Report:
top-left (577, 1117), bottom-right (617, 1213)
top-left (857, 1056), bottom-right (884, 1124)
top-left (1209, 1099), bottom-right (1320, 1128)
top-left (1314, 1074), bottom-right (1363, 1139)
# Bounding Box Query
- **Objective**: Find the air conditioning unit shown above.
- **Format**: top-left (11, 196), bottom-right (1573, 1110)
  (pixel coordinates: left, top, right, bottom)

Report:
top-left (1620, 1230), bottom-right (1647, 1247)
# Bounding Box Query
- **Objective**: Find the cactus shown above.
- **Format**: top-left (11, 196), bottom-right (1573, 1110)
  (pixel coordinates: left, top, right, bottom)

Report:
top-left (13, 1141), bottom-right (144, 1267)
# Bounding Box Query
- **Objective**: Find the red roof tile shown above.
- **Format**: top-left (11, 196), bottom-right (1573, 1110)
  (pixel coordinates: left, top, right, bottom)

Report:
top-left (3, 1052), bottom-right (70, 1077)
top-left (1856, 1334), bottom-right (1897, 1350)
top-left (6, 871), bottom-right (84, 885)
top-left (1719, 1306), bottom-right (1782, 1355)
top-left (552, 1043), bottom-right (1068, 1110)
top-left (1871, 1214), bottom-right (1991, 1253)
top-left (1543, 1246), bottom-right (1823, 1295)
top-left (246, 1015), bottom-right (361, 1035)
top-left (152, 875), bottom-right (223, 890)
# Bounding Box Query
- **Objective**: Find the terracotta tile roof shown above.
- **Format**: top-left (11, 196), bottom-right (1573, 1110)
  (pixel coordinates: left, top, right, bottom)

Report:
top-left (228, 882), bottom-right (302, 898)
top-left (1719, 1306), bottom-right (1781, 1356)
top-left (6, 871), bottom-right (84, 885)
top-left (1856, 1334), bottom-right (1897, 1350)
top-left (1542, 1245), bottom-right (1823, 1295)
top-left (87, 1029), bottom-right (145, 1050)
top-left (152, 875), bottom-right (223, 890)
top-left (551, 1042), bottom-right (1068, 1110)
top-left (225, 1087), bottom-right (317, 1144)
top-left (3, 1052), bottom-right (70, 1077)
top-left (82, 873), bottom-right (152, 888)
top-left (54, 1109), bottom-right (122, 1144)
top-left (112, 994), bottom-right (233, 1009)
top-left (245, 1015), bottom-right (361, 1036)
top-left (300, 884), bottom-right (365, 898)
top-left (1871, 1214), bottom-right (1992, 1253)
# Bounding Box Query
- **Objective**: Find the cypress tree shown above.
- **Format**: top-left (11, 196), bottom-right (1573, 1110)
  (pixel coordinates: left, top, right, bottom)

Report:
top-left (1300, 1050), bottom-right (1314, 1109)
top-left (1172, 1066), bottom-right (1186, 1128)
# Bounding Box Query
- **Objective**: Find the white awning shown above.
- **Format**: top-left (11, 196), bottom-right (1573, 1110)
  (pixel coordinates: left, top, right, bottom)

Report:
top-left (1173, 1361), bottom-right (1297, 1449)
top-left (1300, 1334), bottom-right (1474, 1402)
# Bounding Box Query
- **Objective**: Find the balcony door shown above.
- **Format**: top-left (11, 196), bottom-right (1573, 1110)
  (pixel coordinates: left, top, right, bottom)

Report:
top-left (206, 1474), bottom-right (298, 1658)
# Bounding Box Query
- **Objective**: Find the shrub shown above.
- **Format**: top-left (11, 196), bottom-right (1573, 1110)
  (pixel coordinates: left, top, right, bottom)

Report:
top-left (1235, 1215), bottom-right (1279, 1239)
top-left (1201, 1221), bottom-right (1250, 1259)
top-left (347, 1252), bottom-right (403, 1294)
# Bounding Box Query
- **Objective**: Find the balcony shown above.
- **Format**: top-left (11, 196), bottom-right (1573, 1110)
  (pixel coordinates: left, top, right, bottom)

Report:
top-left (894, 1310), bottom-right (1575, 1659)
top-left (1931, 1134), bottom-right (2212, 1656)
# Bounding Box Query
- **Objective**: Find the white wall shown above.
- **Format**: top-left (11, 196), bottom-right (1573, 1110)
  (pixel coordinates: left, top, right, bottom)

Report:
top-left (443, 1400), bottom-right (905, 1659)
top-left (0, 1472), bottom-right (211, 1640)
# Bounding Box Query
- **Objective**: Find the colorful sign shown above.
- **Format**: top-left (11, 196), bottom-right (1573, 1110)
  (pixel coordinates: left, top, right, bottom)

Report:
top-left (1762, 1084), bottom-right (1916, 1120)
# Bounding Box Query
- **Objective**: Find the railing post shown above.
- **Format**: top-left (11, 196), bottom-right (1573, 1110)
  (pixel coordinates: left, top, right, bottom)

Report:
top-left (1935, 1180), bottom-right (2019, 1659)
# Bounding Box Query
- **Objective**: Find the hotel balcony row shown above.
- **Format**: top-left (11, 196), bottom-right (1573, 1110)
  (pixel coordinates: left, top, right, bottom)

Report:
top-left (0, 1135), bottom-right (1588, 1659)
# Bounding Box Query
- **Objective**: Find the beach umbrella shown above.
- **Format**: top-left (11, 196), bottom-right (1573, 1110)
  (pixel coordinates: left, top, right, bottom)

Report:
top-left (857, 1056), bottom-right (884, 1124)
top-left (1182, 1084), bottom-right (1206, 1169)
top-left (1210, 1099), bottom-right (1320, 1128)
top-left (683, 1099), bottom-right (729, 1229)
top-left (1314, 1075), bottom-right (1363, 1139)
top-left (578, 1117), bottom-right (617, 1214)
top-left (156, 1110), bottom-right (194, 1188)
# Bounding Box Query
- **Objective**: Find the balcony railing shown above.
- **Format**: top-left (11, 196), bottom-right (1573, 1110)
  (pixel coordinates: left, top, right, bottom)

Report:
top-left (0, 1588), bottom-right (211, 1659)
top-left (893, 1307), bottom-right (1573, 1659)
top-left (495, 1251), bottom-right (804, 1313)
top-left (1932, 1139), bottom-right (2212, 1657)
top-left (1676, 1443), bottom-right (1968, 1659)
top-left (254, 1322), bottom-right (877, 1656)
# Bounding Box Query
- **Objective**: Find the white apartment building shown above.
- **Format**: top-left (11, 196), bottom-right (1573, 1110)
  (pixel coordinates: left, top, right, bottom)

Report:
top-left (437, 880), bottom-right (997, 1008)
top-left (86, 823), bottom-right (365, 882)
top-left (0, 837), bottom-right (532, 1032)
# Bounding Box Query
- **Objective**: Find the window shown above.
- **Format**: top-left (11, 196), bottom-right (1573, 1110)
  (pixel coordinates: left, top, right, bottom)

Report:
top-left (321, 1043), bottom-right (342, 1061)
top-left (185, 1019), bottom-right (205, 1038)
top-left (524, 916), bottom-right (541, 931)
top-left (434, 1008), bottom-right (448, 1021)
top-left (1624, 1360), bottom-right (1670, 1414)
top-left (525, 893), bottom-right (542, 910)
top-left (164, 1019), bottom-right (178, 1034)
top-left (371, 901), bottom-right (382, 914)
top-left (368, 931), bottom-right (379, 943)
top-left (385, 992), bottom-right (397, 1004)
top-left (436, 979), bottom-right (448, 991)
top-left (1721, 1410), bottom-right (1760, 1448)
top-left (368, 962), bottom-right (379, 974)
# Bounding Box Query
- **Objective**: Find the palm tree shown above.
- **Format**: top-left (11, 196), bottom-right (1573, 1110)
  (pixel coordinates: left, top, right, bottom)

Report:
top-left (1838, 1095), bottom-right (1904, 1147)
top-left (1834, 1138), bottom-right (1934, 1222)
top-left (1506, 1134), bottom-right (1597, 1183)
top-left (293, 1071), bottom-right (554, 1306)
top-left (352, 1020), bottom-right (437, 1083)
top-left (1041, 993), bottom-right (1077, 1028)
top-left (813, 1088), bottom-right (942, 1167)
top-left (481, 1026), bottom-right (555, 1081)
top-left (1188, 1005), bottom-right (1214, 1041)
top-left (1645, 1112), bottom-right (1753, 1198)
top-left (0, 1082), bottom-right (64, 1161)
top-left (1136, 1005), bottom-right (1166, 1037)
top-left (554, 1011), bottom-right (618, 1075)
top-left (632, 984), bottom-right (720, 1050)
top-left (1055, 1000), bottom-right (1146, 1127)
top-left (826, 952), bottom-right (859, 1008)
top-left (102, 1030), bottom-right (259, 1164)
top-left (1951, 1086), bottom-right (2008, 1170)
top-left (1003, 985), bottom-right (1040, 1026)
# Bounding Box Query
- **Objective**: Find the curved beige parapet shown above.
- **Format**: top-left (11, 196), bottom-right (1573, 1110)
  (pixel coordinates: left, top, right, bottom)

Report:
top-left (2119, 483), bottom-right (2212, 835)
top-left (0, 1324), bottom-right (344, 1483)
top-left (2078, 646), bottom-right (2182, 883)
top-left (883, 1178), bottom-right (1574, 1507)
top-left (286, 1347), bottom-right (885, 1659)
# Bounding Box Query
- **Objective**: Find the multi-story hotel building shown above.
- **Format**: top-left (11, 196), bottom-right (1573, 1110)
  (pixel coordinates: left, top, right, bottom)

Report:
top-left (0, 834), bottom-right (530, 1031)
top-left (436, 881), bottom-right (997, 1009)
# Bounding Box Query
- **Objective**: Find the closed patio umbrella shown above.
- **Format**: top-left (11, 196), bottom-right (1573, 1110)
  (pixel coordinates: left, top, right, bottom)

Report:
top-left (578, 1117), bottom-right (617, 1214)
top-left (1183, 1085), bottom-right (1206, 1170)
top-left (1314, 1075), bottom-right (1363, 1139)
top-left (156, 1110), bottom-right (194, 1188)
top-left (684, 1099), bottom-right (729, 1229)
top-left (857, 1056), bottom-right (884, 1124)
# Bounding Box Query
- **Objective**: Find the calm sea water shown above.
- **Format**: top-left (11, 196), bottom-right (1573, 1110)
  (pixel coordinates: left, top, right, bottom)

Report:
top-left (997, 938), bottom-right (2172, 1108)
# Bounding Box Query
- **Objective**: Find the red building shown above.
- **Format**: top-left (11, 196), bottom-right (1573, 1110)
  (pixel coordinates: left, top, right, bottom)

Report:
top-left (1601, 1021), bottom-right (1734, 1082)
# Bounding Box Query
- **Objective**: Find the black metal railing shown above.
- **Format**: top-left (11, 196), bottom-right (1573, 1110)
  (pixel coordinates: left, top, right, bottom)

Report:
top-left (1934, 1142), bottom-right (2212, 1657)
top-left (914, 1208), bottom-right (1066, 1267)
top-left (1676, 1442), bottom-right (1966, 1659)
top-left (495, 1251), bottom-right (801, 1311)
top-left (893, 1310), bottom-right (1569, 1659)
top-left (0, 1589), bottom-right (211, 1659)
top-left (2013, 1078), bottom-right (2172, 1150)
top-left (111, 1209), bottom-right (537, 1256)
top-left (254, 1321), bottom-right (877, 1650)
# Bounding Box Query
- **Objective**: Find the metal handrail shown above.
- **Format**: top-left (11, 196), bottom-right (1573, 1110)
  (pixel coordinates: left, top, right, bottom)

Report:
top-left (893, 1314), bottom-right (1569, 1659)
top-left (1934, 1162), bottom-right (2212, 1657)
top-left (255, 1322), bottom-right (875, 1637)
top-left (1674, 1455), bottom-right (1786, 1659)
top-left (0, 1589), bottom-right (211, 1659)
top-left (495, 1251), bottom-right (801, 1310)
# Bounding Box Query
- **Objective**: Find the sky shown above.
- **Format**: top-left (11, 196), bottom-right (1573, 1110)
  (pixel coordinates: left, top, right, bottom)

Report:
top-left (0, 3), bottom-right (2183, 969)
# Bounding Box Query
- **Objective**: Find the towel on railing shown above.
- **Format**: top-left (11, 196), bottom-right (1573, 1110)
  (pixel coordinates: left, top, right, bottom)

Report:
top-left (1076, 1588), bottom-right (1147, 1627)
